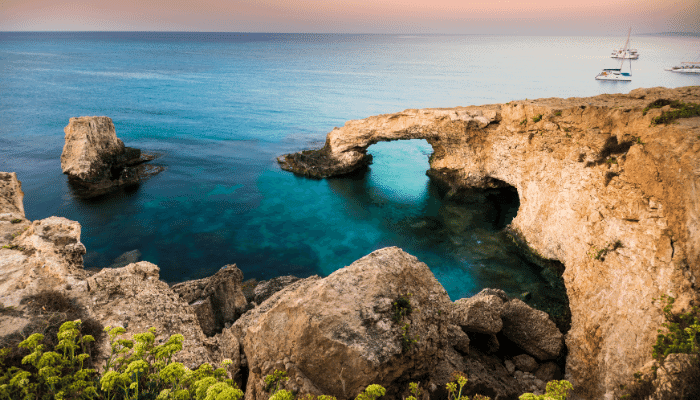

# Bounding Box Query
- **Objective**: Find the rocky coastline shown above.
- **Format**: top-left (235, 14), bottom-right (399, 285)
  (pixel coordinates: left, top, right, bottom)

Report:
top-left (1, 86), bottom-right (699, 399)
top-left (279, 86), bottom-right (700, 398)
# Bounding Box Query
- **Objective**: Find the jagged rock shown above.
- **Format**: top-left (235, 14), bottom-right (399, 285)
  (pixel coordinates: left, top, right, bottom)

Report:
top-left (171, 264), bottom-right (248, 336)
top-left (82, 261), bottom-right (214, 368)
top-left (501, 299), bottom-right (563, 361)
top-left (232, 247), bottom-right (455, 400)
top-left (0, 217), bottom-right (88, 307)
top-left (278, 86), bottom-right (700, 397)
top-left (60, 116), bottom-right (163, 198)
top-left (512, 354), bottom-right (538, 372)
top-left (0, 172), bottom-right (29, 246)
top-left (252, 275), bottom-right (300, 305)
top-left (463, 349), bottom-right (524, 400)
top-left (451, 289), bottom-right (505, 334)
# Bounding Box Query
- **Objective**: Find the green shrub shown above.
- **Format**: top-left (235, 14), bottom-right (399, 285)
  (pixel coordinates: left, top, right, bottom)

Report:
top-left (644, 100), bottom-right (700, 125)
top-left (0, 319), bottom-right (98, 400)
top-left (652, 295), bottom-right (700, 360)
top-left (519, 380), bottom-right (572, 400)
top-left (355, 384), bottom-right (385, 400)
top-left (392, 294), bottom-right (413, 323)
top-left (532, 114), bottom-right (543, 123)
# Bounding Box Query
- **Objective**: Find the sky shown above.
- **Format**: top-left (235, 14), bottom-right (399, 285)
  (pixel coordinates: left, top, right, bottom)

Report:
top-left (0, 0), bottom-right (698, 34)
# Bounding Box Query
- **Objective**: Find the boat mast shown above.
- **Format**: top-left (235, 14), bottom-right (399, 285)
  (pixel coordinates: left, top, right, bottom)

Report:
top-left (620, 27), bottom-right (631, 69)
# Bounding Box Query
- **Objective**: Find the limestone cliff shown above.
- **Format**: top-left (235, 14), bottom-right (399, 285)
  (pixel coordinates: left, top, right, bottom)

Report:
top-left (279, 86), bottom-right (700, 399)
top-left (61, 116), bottom-right (164, 197)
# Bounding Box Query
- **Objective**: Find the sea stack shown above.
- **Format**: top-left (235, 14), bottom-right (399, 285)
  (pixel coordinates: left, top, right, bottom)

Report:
top-left (60, 116), bottom-right (163, 197)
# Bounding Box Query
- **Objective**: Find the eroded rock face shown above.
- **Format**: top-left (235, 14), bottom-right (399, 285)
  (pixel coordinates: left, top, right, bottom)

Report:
top-left (61, 116), bottom-right (163, 197)
top-left (0, 172), bottom-right (29, 246)
top-left (82, 261), bottom-right (221, 368)
top-left (171, 264), bottom-right (248, 336)
top-left (279, 86), bottom-right (700, 398)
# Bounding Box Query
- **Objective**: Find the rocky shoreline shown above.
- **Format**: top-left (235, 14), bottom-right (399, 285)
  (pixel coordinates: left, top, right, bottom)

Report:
top-left (1, 172), bottom-right (567, 399)
top-left (2, 86), bottom-right (700, 399)
top-left (278, 86), bottom-right (700, 398)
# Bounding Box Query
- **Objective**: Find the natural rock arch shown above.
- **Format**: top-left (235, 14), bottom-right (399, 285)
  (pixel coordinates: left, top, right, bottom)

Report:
top-left (279, 86), bottom-right (700, 399)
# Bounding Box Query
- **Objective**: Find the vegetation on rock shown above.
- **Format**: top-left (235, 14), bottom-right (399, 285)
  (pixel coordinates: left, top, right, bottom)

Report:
top-left (643, 99), bottom-right (700, 125)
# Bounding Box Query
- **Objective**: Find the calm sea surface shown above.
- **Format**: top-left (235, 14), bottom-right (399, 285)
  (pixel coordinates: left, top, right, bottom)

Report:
top-left (1, 32), bottom-right (698, 303)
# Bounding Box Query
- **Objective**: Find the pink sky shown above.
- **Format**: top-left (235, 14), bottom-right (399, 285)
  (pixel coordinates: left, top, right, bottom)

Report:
top-left (1, 0), bottom-right (698, 34)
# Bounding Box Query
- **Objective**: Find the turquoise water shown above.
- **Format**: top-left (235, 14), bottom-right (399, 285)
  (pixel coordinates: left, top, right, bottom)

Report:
top-left (1, 32), bottom-right (698, 301)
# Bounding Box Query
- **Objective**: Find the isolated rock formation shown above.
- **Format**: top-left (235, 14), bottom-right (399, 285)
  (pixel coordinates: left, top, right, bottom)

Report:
top-left (61, 116), bottom-right (163, 197)
top-left (279, 86), bottom-right (700, 398)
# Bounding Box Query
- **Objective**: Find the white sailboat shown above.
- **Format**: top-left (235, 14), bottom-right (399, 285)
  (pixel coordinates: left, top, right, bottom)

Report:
top-left (665, 61), bottom-right (700, 74)
top-left (596, 29), bottom-right (633, 81)
top-left (611, 28), bottom-right (639, 59)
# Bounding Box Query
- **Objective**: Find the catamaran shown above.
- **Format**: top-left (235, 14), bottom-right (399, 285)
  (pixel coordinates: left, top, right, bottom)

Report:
top-left (665, 62), bottom-right (700, 74)
top-left (597, 31), bottom-right (633, 81)
top-left (595, 67), bottom-right (632, 81)
top-left (611, 28), bottom-right (639, 59)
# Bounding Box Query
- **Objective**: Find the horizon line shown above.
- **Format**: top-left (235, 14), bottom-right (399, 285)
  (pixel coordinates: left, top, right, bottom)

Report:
top-left (1, 30), bottom-right (698, 36)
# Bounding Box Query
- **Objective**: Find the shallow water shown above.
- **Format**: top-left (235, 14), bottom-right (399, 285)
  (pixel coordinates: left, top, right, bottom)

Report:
top-left (0, 32), bottom-right (698, 304)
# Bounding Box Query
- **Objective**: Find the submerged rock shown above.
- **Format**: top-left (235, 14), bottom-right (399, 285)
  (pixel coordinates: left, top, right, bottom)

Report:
top-left (60, 116), bottom-right (163, 198)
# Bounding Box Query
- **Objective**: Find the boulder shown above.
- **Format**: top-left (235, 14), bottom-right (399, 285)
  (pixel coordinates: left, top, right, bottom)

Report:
top-left (451, 288), bottom-right (506, 334)
top-left (171, 264), bottom-right (248, 336)
top-left (231, 247), bottom-right (454, 400)
top-left (512, 354), bottom-right (538, 373)
top-left (533, 362), bottom-right (560, 383)
top-left (60, 116), bottom-right (162, 197)
top-left (501, 299), bottom-right (563, 360)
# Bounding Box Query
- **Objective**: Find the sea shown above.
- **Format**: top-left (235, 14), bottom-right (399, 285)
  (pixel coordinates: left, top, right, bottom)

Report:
top-left (1, 32), bottom-right (698, 309)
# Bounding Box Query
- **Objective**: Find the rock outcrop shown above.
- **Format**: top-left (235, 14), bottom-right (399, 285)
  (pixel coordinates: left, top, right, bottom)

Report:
top-left (279, 86), bottom-right (700, 398)
top-left (0, 172), bottom-right (29, 246)
top-left (61, 116), bottom-right (163, 197)
top-left (231, 247), bottom-right (454, 399)
top-left (172, 264), bottom-right (249, 336)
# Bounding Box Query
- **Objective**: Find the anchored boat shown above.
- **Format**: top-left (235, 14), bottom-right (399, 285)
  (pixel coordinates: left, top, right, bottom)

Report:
top-left (665, 62), bottom-right (700, 74)
top-left (611, 28), bottom-right (639, 59)
top-left (595, 68), bottom-right (632, 81)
